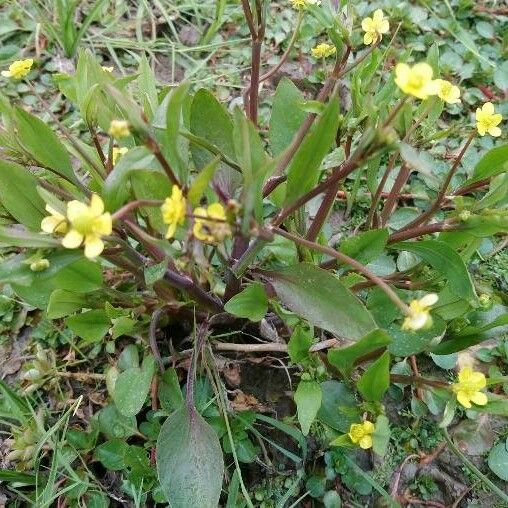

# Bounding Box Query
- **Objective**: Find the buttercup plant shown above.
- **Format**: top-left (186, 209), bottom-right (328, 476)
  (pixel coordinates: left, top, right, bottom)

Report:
top-left (0, 1), bottom-right (507, 506)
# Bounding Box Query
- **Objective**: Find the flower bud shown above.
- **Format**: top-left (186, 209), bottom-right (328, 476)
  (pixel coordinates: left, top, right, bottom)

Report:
top-left (30, 259), bottom-right (50, 272)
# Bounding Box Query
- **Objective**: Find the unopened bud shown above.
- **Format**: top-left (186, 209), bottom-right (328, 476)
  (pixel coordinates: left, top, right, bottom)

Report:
top-left (30, 259), bottom-right (50, 272)
top-left (459, 210), bottom-right (471, 222)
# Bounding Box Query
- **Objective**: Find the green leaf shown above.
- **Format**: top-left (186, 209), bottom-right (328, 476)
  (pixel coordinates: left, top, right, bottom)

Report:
top-left (224, 282), bottom-right (268, 322)
top-left (93, 439), bottom-right (128, 471)
top-left (118, 345), bottom-right (140, 370)
top-left (372, 415), bottom-right (390, 457)
top-left (285, 97), bottom-right (340, 204)
top-left (0, 225), bottom-right (59, 247)
top-left (188, 157), bottom-right (220, 207)
top-left (294, 379), bottom-right (322, 436)
top-left (328, 329), bottom-right (392, 375)
top-left (391, 240), bottom-right (476, 301)
top-left (47, 289), bottom-right (87, 319)
top-left (0, 160), bottom-right (46, 230)
top-left (66, 309), bottom-right (110, 343)
top-left (53, 258), bottom-right (103, 292)
top-left (388, 316), bottom-right (446, 356)
top-left (288, 326), bottom-right (313, 364)
top-left (97, 404), bottom-right (138, 439)
top-left (190, 89), bottom-right (235, 164)
top-left (317, 380), bottom-right (358, 432)
top-left (339, 229), bottom-right (389, 265)
top-left (190, 89), bottom-right (239, 198)
top-left (164, 82), bottom-right (191, 182)
top-left (156, 405), bottom-right (224, 508)
top-left (263, 263), bottom-right (376, 341)
top-left (13, 107), bottom-right (76, 183)
top-left (158, 368), bottom-right (184, 412)
top-left (131, 170), bottom-right (171, 233)
top-left (113, 355), bottom-right (156, 417)
top-left (488, 443), bottom-right (508, 481)
top-left (269, 78), bottom-right (306, 156)
top-left (137, 56), bottom-right (158, 120)
top-left (103, 147), bottom-right (159, 211)
top-left (467, 144), bottom-right (508, 184)
top-left (357, 351), bottom-right (390, 402)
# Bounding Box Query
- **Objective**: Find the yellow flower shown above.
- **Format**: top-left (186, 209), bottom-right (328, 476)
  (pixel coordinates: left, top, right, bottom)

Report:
top-left (161, 185), bottom-right (186, 239)
top-left (102, 66), bottom-right (114, 73)
top-left (402, 293), bottom-right (438, 331)
top-left (108, 120), bottom-right (130, 138)
top-left (193, 203), bottom-right (231, 243)
top-left (435, 79), bottom-right (461, 104)
top-left (112, 146), bottom-right (128, 165)
top-left (394, 62), bottom-right (439, 100)
top-left (475, 102), bottom-right (502, 137)
top-left (348, 421), bottom-right (375, 449)
top-left (62, 194), bottom-right (112, 259)
top-left (289, 0), bottom-right (320, 9)
top-left (452, 367), bottom-right (488, 409)
top-left (311, 43), bottom-right (336, 59)
top-left (41, 204), bottom-right (68, 234)
top-left (1, 59), bottom-right (33, 79)
top-left (362, 9), bottom-right (389, 46)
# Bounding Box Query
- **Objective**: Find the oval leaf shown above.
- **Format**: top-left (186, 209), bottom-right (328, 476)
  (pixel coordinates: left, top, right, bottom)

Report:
top-left (263, 263), bottom-right (376, 340)
top-left (156, 405), bottom-right (224, 508)
top-left (294, 379), bottom-right (322, 436)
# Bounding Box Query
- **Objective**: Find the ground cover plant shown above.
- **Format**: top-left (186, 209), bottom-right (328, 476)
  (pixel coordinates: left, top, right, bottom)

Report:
top-left (0, 0), bottom-right (507, 506)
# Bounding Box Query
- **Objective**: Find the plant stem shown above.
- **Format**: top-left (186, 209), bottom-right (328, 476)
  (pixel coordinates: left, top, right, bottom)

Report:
top-left (149, 307), bottom-right (167, 373)
top-left (442, 429), bottom-right (508, 504)
top-left (272, 227), bottom-right (409, 314)
top-left (185, 322), bottom-right (209, 408)
top-left (388, 221), bottom-right (457, 243)
top-left (398, 131), bottom-right (476, 231)
top-left (111, 199), bottom-right (163, 221)
top-left (145, 137), bottom-right (181, 188)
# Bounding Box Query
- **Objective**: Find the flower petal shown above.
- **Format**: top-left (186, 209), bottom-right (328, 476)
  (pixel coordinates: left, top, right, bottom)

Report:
top-left (470, 391), bottom-right (488, 406)
top-left (84, 236), bottom-right (104, 258)
top-left (62, 229), bottom-right (84, 248)
top-left (489, 126), bottom-right (502, 137)
top-left (482, 102), bottom-right (494, 115)
top-left (90, 194), bottom-right (104, 216)
top-left (456, 391), bottom-right (471, 408)
top-left (420, 293), bottom-right (438, 307)
top-left (67, 201), bottom-right (89, 222)
top-left (359, 435), bottom-right (373, 449)
top-left (94, 213), bottom-right (112, 235)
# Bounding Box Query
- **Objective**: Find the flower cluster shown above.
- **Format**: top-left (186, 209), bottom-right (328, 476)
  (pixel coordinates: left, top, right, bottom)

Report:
top-left (42, 195), bottom-right (112, 259)
top-left (108, 119), bottom-right (130, 138)
top-left (289, 0), bottom-right (320, 10)
top-left (2, 59), bottom-right (33, 79)
top-left (311, 43), bottom-right (336, 59)
top-left (161, 186), bottom-right (231, 243)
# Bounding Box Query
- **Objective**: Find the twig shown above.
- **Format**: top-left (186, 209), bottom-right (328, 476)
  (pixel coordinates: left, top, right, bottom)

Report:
top-left (56, 371), bottom-right (106, 381)
top-left (213, 337), bottom-right (339, 353)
